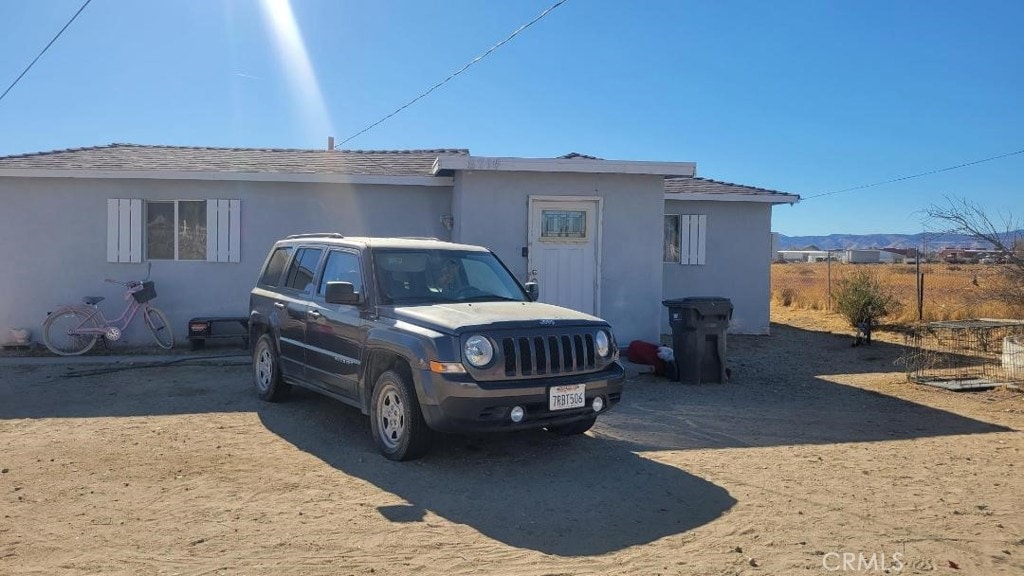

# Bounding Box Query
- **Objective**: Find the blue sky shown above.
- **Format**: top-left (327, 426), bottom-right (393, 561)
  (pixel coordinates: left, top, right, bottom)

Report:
top-left (1, 0), bottom-right (1021, 236)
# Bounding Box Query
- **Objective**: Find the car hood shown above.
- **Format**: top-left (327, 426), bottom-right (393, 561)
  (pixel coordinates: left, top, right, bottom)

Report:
top-left (383, 301), bottom-right (607, 334)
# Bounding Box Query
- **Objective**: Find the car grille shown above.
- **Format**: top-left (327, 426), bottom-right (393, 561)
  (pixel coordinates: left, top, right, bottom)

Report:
top-left (500, 332), bottom-right (596, 378)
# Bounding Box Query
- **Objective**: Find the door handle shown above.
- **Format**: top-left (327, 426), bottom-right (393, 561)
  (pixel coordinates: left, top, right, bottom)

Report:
top-left (307, 310), bottom-right (322, 320)
top-left (273, 302), bottom-right (286, 310)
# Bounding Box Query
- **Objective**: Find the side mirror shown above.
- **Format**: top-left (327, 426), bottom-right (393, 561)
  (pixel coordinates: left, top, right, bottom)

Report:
top-left (524, 281), bottom-right (539, 302)
top-left (325, 281), bottom-right (361, 305)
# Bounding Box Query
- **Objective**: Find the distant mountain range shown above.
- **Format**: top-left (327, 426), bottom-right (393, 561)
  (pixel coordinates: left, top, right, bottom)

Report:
top-left (776, 232), bottom-right (1015, 251)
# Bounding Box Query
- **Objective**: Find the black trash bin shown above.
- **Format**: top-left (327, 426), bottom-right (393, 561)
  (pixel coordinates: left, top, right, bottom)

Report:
top-left (663, 297), bottom-right (733, 384)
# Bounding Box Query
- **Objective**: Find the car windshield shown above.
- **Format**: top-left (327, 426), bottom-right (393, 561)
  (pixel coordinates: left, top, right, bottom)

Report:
top-left (373, 248), bottom-right (527, 305)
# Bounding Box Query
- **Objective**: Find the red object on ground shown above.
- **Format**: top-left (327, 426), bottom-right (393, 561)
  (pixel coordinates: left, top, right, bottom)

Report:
top-left (626, 340), bottom-right (667, 375)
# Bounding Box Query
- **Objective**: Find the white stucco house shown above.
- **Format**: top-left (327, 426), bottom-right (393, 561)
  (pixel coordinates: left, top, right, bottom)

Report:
top-left (0, 144), bottom-right (799, 348)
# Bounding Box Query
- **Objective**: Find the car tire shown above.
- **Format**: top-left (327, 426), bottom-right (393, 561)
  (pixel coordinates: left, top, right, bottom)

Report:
top-left (253, 333), bottom-right (290, 402)
top-left (547, 416), bottom-right (597, 436)
top-left (370, 369), bottom-right (431, 461)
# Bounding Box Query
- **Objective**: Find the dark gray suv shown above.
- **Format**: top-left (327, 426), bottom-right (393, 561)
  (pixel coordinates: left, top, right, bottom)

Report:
top-left (249, 234), bottom-right (624, 460)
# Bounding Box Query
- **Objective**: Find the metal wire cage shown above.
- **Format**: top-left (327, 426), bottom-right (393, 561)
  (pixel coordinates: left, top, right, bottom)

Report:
top-left (905, 319), bottom-right (1024, 390)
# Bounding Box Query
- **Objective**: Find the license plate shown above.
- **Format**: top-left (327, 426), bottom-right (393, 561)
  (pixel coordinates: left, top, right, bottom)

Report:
top-left (549, 384), bottom-right (586, 411)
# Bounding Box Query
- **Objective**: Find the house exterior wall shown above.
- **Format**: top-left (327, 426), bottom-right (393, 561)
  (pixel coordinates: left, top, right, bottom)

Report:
top-left (0, 176), bottom-right (451, 345)
top-left (663, 199), bottom-right (773, 335)
top-left (452, 171), bottom-right (665, 346)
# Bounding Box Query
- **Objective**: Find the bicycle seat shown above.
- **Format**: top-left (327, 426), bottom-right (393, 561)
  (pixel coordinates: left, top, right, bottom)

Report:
top-left (82, 296), bottom-right (104, 305)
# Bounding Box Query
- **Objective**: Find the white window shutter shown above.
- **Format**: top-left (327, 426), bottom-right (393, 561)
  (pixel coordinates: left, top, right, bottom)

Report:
top-left (696, 214), bottom-right (707, 265)
top-left (678, 215), bottom-right (707, 265)
top-left (679, 215), bottom-right (692, 265)
top-left (107, 199), bottom-right (142, 263)
top-left (207, 199), bottom-right (241, 263)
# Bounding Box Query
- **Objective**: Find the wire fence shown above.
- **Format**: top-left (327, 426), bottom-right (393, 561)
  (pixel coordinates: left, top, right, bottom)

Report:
top-left (904, 320), bottom-right (1024, 388)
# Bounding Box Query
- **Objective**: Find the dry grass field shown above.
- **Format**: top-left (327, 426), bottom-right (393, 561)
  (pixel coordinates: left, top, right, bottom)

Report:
top-left (771, 262), bottom-right (1021, 325)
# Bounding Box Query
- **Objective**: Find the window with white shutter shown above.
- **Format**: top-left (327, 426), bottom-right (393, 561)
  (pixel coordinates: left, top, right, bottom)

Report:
top-left (107, 199), bottom-right (240, 263)
top-left (664, 214), bottom-right (706, 265)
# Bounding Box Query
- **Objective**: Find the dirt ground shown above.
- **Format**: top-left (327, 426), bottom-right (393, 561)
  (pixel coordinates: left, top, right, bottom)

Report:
top-left (1, 308), bottom-right (1022, 575)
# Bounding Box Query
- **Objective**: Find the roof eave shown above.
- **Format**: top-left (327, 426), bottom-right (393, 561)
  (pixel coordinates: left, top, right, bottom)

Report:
top-left (0, 169), bottom-right (453, 187)
top-left (432, 155), bottom-right (696, 177)
top-left (665, 192), bottom-right (801, 204)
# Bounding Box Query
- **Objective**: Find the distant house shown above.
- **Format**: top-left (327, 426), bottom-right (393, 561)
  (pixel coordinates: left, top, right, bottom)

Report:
top-left (843, 250), bottom-right (881, 264)
top-left (775, 250), bottom-right (831, 262)
top-left (0, 144), bottom-right (799, 347)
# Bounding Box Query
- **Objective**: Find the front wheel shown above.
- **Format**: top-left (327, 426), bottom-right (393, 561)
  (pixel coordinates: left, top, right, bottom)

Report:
top-left (370, 370), bottom-right (431, 461)
top-left (42, 308), bottom-right (101, 356)
top-left (143, 306), bottom-right (174, 349)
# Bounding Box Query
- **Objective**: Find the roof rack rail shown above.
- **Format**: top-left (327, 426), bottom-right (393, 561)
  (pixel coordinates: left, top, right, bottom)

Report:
top-left (398, 236), bottom-right (442, 241)
top-left (285, 233), bottom-right (345, 240)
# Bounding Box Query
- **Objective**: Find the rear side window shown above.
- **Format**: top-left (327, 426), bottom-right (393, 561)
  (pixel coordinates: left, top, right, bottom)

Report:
top-left (259, 247), bottom-right (292, 287)
top-left (284, 248), bottom-right (324, 292)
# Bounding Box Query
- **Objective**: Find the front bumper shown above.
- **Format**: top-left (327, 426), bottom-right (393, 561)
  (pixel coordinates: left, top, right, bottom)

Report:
top-left (416, 362), bottom-right (625, 433)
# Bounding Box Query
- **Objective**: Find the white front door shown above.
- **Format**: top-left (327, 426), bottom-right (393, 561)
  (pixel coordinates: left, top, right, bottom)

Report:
top-left (527, 197), bottom-right (601, 315)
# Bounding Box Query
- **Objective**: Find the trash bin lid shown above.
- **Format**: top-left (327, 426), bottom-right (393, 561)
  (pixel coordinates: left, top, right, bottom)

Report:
top-left (663, 297), bottom-right (733, 317)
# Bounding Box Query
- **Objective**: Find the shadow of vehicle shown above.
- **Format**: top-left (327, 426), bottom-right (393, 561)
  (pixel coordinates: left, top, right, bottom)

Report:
top-left (255, 387), bottom-right (737, 557)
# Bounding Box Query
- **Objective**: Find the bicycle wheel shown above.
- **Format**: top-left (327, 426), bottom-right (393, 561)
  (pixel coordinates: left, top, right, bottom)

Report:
top-left (42, 308), bottom-right (101, 356)
top-left (143, 306), bottom-right (175, 349)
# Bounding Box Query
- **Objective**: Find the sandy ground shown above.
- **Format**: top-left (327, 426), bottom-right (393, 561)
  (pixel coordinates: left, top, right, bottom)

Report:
top-left (1, 308), bottom-right (1022, 575)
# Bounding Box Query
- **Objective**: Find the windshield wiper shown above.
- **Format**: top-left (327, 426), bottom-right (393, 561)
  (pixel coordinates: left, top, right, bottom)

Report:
top-left (458, 294), bottom-right (520, 302)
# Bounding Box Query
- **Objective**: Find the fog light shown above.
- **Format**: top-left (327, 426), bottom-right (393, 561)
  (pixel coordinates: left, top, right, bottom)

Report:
top-left (592, 396), bottom-right (604, 412)
top-left (510, 405), bottom-right (525, 423)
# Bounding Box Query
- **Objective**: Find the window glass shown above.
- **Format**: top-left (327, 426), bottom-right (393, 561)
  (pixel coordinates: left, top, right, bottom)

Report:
top-left (146, 202), bottom-right (175, 260)
top-left (259, 247), bottom-right (293, 287)
top-left (373, 249), bottom-right (525, 305)
top-left (318, 251), bottom-right (363, 297)
top-left (664, 215), bottom-right (680, 263)
top-left (285, 248), bottom-right (323, 292)
top-left (541, 210), bottom-right (587, 239)
top-left (178, 200), bottom-right (207, 260)
top-left (463, 259), bottom-right (505, 294)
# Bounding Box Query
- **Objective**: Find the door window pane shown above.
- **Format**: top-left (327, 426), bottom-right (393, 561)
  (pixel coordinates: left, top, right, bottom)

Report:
top-left (285, 248), bottom-right (323, 292)
top-left (146, 202), bottom-right (175, 260)
top-left (318, 251), bottom-right (363, 296)
top-left (541, 210), bottom-right (586, 239)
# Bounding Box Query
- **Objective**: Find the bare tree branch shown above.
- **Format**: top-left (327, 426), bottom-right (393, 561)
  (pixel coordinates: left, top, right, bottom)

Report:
top-left (924, 196), bottom-right (1024, 315)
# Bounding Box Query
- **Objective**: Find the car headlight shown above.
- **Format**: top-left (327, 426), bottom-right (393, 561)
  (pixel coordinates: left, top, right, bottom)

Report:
top-left (595, 330), bottom-right (610, 358)
top-left (464, 335), bottom-right (494, 367)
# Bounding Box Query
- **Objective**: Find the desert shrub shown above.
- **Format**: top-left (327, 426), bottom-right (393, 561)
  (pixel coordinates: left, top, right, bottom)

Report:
top-left (776, 287), bottom-right (796, 306)
top-left (833, 269), bottom-right (901, 328)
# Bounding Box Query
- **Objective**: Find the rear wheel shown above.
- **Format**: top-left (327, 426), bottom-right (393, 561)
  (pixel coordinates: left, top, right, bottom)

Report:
top-left (42, 308), bottom-right (101, 356)
top-left (253, 334), bottom-right (290, 401)
top-left (546, 416), bottom-right (597, 436)
top-left (143, 306), bottom-right (174, 349)
top-left (370, 370), bottom-right (431, 461)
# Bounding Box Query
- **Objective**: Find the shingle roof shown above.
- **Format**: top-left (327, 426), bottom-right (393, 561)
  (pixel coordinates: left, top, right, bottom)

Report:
top-left (0, 143), bottom-right (468, 176)
top-left (665, 176), bottom-right (798, 200)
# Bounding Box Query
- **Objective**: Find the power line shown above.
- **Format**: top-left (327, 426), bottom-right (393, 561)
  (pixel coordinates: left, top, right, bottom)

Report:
top-left (335, 0), bottom-right (569, 148)
top-left (0, 0), bottom-right (93, 105)
top-left (802, 147), bottom-right (1024, 201)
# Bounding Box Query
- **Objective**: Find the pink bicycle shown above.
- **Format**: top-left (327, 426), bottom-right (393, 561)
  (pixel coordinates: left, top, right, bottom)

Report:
top-left (42, 267), bottom-right (175, 355)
